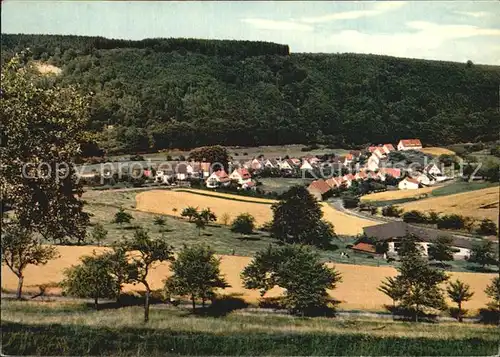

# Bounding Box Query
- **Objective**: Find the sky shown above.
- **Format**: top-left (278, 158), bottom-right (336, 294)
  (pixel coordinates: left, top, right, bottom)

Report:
top-left (2, 1), bottom-right (500, 65)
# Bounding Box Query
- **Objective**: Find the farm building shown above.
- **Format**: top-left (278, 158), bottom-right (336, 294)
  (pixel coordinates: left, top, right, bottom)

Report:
top-left (363, 221), bottom-right (472, 260)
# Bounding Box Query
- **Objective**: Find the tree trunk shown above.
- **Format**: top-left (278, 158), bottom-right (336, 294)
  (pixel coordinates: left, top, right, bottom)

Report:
top-left (144, 287), bottom-right (150, 323)
top-left (191, 296), bottom-right (196, 312)
top-left (94, 294), bottom-right (99, 310)
top-left (458, 302), bottom-right (463, 323)
top-left (415, 304), bottom-right (419, 323)
top-left (202, 297), bottom-right (206, 309)
top-left (16, 275), bottom-right (24, 300)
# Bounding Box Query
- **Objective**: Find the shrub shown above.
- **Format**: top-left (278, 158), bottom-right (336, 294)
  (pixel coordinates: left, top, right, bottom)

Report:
top-left (231, 213), bottom-right (256, 235)
top-left (370, 207), bottom-right (378, 215)
top-left (437, 214), bottom-right (466, 230)
top-left (382, 205), bottom-right (403, 217)
top-left (477, 219), bottom-right (498, 236)
top-left (427, 211), bottom-right (440, 224)
top-left (342, 194), bottom-right (359, 209)
top-left (402, 210), bottom-right (428, 224)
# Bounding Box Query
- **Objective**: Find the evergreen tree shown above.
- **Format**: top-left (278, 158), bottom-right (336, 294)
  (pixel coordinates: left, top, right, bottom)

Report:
top-left (113, 207), bottom-right (133, 226)
top-left (428, 236), bottom-right (457, 264)
top-left (446, 279), bottom-right (474, 322)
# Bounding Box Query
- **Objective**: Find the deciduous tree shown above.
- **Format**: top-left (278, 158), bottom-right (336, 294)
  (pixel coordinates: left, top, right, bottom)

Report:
top-left (428, 236), bottom-right (457, 264)
top-left (485, 277), bottom-right (500, 311)
top-left (91, 223), bottom-right (108, 247)
top-left (469, 241), bottom-right (497, 269)
top-left (113, 207), bottom-right (133, 226)
top-left (231, 213), bottom-right (256, 235)
top-left (122, 228), bottom-right (174, 322)
top-left (165, 244), bottom-right (228, 311)
top-left (241, 245), bottom-right (341, 315)
top-left (2, 221), bottom-right (59, 299)
top-left (0, 53), bottom-right (90, 244)
top-left (61, 252), bottom-right (116, 309)
top-left (270, 186), bottom-right (335, 248)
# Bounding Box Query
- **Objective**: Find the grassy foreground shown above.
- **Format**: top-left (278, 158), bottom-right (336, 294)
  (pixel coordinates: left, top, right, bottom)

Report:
top-left (2, 300), bottom-right (499, 356)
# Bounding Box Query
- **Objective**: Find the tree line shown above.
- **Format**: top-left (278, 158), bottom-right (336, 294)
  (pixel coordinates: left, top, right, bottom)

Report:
top-left (2, 34), bottom-right (500, 154)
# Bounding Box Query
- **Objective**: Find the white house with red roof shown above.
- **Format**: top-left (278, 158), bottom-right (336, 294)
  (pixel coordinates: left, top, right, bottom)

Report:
top-left (382, 144), bottom-right (395, 154)
top-left (230, 168), bottom-right (252, 185)
top-left (300, 160), bottom-right (314, 171)
top-left (343, 153), bottom-right (354, 166)
top-left (206, 170), bottom-right (231, 188)
top-left (378, 168), bottom-right (402, 181)
top-left (326, 177), bottom-right (343, 189)
top-left (397, 139), bottom-right (422, 151)
top-left (307, 179), bottom-right (332, 201)
top-left (398, 177), bottom-right (420, 190)
top-left (367, 154), bottom-right (380, 171)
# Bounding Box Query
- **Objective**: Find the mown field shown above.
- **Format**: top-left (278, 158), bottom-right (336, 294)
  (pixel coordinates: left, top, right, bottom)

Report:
top-left (2, 300), bottom-right (498, 356)
top-left (420, 147), bottom-right (456, 156)
top-left (361, 187), bottom-right (437, 203)
top-left (1, 245), bottom-right (495, 312)
top-left (399, 186), bottom-right (499, 222)
top-left (135, 189), bottom-right (377, 236)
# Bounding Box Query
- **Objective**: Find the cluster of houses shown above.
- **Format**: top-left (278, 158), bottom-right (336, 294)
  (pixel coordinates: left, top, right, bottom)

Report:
top-left (146, 138), bottom-right (445, 193)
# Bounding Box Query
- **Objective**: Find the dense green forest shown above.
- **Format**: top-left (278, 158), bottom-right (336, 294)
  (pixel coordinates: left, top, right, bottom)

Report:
top-left (2, 34), bottom-right (499, 154)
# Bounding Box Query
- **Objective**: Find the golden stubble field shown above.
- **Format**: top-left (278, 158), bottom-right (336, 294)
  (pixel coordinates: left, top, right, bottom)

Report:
top-left (399, 187), bottom-right (499, 222)
top-left (420, 147), bottom-right (456, 156)
top-left (361, 187), bottom-right (437, 202)
top-left (135, 190), bottom-right (377, 236)
top-left (1, 246), bottom-right (495, 312)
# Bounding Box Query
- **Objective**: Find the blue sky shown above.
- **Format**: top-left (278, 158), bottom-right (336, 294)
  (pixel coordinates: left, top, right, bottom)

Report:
top-left (2, 1), bottom-right (500, 64)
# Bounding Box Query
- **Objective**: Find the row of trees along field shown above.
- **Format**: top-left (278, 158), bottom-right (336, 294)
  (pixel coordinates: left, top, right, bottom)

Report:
top-left (2, 34), bottom-right (500, 154)
top-left (4, 219), bottom-right (500, 323)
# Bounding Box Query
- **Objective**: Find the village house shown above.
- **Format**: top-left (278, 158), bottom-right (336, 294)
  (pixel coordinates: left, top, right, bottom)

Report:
top-left (326, 176), bottom-right (343, 189)
top-left (263, 158), bottom-right (278, 169)
top-left (343, 153), bottom-right (354, 166)
top-left (382, 144), bottom-right (395, 154)
top-left (300, 160), bottom-right (314, 171)
top-left (243, 158), bottom-right (262, 171)
top-left (423, 163), bottom-right (442, 176)
top-left (230, 168), bottom-right (252, 185)
top-left (414, 173), bottom-right (436, 186)
top-left (206, 170), bottom-right (231, 188)
top-left (307, 179), bottom-right (332, 201)
top-left (397, 139), bottom-right (422, 151)
top-left (372, 148), bottom-right (386, 159)
top-left (362, 221), bottom-right (472, 260)
top-left (277, 159), bottom-right (293, 171)
top-left (378, 168), bottom-right (402, 181)
top-left (398, 177), bottom-right (420, 190)
top-left (367, 154), bottom-right (380, 172)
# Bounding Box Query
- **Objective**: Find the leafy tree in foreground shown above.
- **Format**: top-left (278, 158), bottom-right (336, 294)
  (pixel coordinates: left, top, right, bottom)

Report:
top-left (61, 253), bottom-right (116, 309)
top-left (469, 240), bottom-right (497, 269)
top-left (446, 279), bottom-right (474, 322)
top-left (100, 243), bottom-right (137, 303)
top-left (91, 223), bottom-right (108, 247)
top-left (0, 53), bottom-right (90, 244)
top-left (181, 206), bottom-right (199, 222)
top-left (122, 228), bottom-right (174, 322)
top-left (397, 234), bottom-right (423, 258)
top-left (231, 213), bottom-right (256, 235)
top-left (241, 245), bottom-right (342, 315)
top-left (2, 221), bottom-right (59, 299)
top-left (428, 236), bottom-right (457, 264)
top-left (113, 207), bottom-right (133, 226)
top-left (270, 186), bottom-right (335, 248)
top-left (485, 277), bottom-right (500, 311)
top-left (165, 244), bottom-right (228, 311)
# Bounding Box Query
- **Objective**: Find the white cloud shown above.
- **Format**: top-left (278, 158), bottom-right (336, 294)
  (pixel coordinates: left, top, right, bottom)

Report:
top-left (311, 21), bottom-right (500, 64)
top-left (454, 11), bottom-right (490, 18)
top-left (300, 1), bottom-right (406, 23)
top-left (241, 18), bottom-right (313, 32)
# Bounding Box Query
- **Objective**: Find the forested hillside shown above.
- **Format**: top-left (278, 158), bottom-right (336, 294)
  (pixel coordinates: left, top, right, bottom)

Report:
top-left (2, 34), bottom-right (499, 154)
